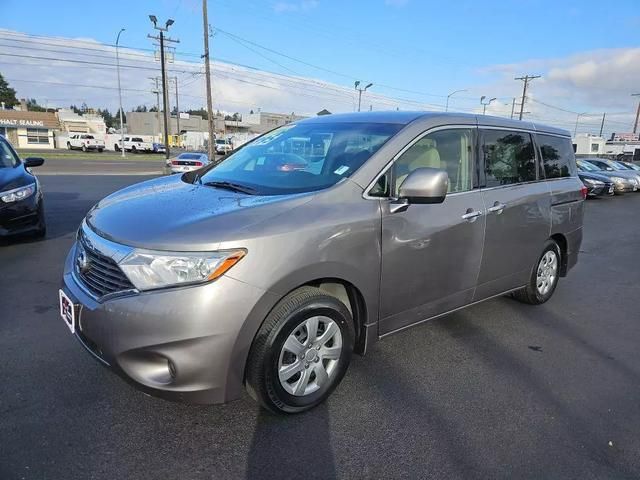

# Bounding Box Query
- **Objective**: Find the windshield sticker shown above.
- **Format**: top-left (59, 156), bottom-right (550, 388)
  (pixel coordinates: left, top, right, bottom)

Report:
top-left (334, 165), bottom-right (349, 175)
top-left (251, 125), bottom-right (297, 146)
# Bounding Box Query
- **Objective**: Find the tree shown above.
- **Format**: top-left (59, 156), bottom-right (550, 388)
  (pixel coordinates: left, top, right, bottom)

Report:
top-left (26, 98), bottom-right (47, 112)
top-left (98, 108), bottom-right (116, 129)
top-left (187, 108), bottom-right (208, 119)
top-left (134, 105), bottom-right (148, 112)
top-left (0, 72), bottom-right (18, 108)
top-left (149, 106), bottom-right (158, 113)
top-left (115, 108), bottom-right (127, 127)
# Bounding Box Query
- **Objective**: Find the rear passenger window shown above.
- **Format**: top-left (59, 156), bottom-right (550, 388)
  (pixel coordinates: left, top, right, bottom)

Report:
top-left (393, 128), bottom-right (474, 195)
top-left (483, 130), bottom-right (536, 187)
top-left (538, 134), bottom-right (574, 178)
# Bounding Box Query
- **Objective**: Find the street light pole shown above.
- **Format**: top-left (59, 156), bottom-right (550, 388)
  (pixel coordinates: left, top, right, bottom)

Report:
top-left (355, 81), bottom-right (373, 112)
top-left (148, 15), bottom-right (177, 160)
top-left (480, 96), bottom-right (496, 115)
top-left (574, 112), bottom-right (587, 137)
top-left (632, 93), bottom-right (640, 135)
top-left (116, 28), bottom-right (125, 158)
top-left (445, 89), bottom-right (467, 112)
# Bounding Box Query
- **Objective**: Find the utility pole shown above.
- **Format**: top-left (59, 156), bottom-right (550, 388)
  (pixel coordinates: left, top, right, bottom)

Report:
top-left (599, 113), bottom-right (606, 137)
top-left (515, 75), bottom-right (541, 121)
top-left (354, 81), bottom-right (373, 112)
top-left (115, 28), bottom-right (126, 158)
top-left (632, 93), bottom-right (640, 134)
top-left (202, 0), bottom-right (216, 161)
top-left (510, 97), bottom-right (516, 119)
top-left (148, 15), bottom-right (178, 160)
top-left (150, 77), bottom-right (162, 140)
top-left (174, 76), bottom-right (180, 144)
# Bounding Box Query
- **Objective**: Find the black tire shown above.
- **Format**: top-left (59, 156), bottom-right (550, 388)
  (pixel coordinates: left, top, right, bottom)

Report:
top-left (67, 142), bottom-right (72, 150)
top-left (32, 203), bottom-right (46, 239)
top-left (114, 144), bottom-right (121, 152)
top-left (131, 146), bottom-right (137, 154)
top-left (513, 240), bottom-right (561, 305)
top-left (98, 148), bottom-right (104, 153)
top-left (245, 286), bottom-right (355, 414)
top-left (82, 145), bottom-right (87, 152)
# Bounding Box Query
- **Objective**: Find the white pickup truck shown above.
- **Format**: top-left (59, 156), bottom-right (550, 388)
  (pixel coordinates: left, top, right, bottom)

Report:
top-left (67, 134), bottom-right (105, 152)
top-left (114, 136), bottom-right (154, 153)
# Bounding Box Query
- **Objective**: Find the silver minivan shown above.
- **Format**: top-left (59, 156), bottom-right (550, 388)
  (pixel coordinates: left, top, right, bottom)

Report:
top-left (59, 112), bottom-right (585, 413)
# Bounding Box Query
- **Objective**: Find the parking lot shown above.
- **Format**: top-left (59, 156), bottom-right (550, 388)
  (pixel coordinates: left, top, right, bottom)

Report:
top-left (1, 159), bottom-right (640, 479)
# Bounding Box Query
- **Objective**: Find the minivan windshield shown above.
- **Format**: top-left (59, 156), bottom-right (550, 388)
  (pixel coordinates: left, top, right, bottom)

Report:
top-left (197, 122), bottom-right (402, 195)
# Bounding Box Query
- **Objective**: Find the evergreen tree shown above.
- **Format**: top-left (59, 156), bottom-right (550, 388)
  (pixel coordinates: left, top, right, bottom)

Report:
top-left (0, 73), bottom-right (18, 108)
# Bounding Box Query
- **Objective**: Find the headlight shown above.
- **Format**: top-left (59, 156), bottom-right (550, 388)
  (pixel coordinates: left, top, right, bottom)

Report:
top-left (583, 178), bottom-right (601, 186)
top-left (0, 183), bottom-right (36, 203)
top-left (119, 249), bottom-right (246, 291)
top-left (610, 177), bottom-right (625, 183)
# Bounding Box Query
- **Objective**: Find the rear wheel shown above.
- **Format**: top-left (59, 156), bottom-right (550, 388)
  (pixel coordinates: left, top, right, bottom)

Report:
top-left (114, 144), bottom-right (121, 152)
top-left (246, 286), bottom-right (354, 414)
top-left (66, 142), bottom-right (71, 150)
top-left (81, 145), bottom-right (87, 152)
top-left (513, 240), bottom-right (561, 305)
top-left (131, 146), bottom-right (137, 154)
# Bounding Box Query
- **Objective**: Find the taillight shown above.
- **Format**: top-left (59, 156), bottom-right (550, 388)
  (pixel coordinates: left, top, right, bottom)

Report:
top-left (580, 185), bottom-right (588, 199)
top-left (194, 161), bottom-right (203, 167)
top-left (171, 160), bottom-right (178, 165)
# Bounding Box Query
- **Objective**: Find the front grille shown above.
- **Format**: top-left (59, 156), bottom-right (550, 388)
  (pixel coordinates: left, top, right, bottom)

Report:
top-left (75, 231), bottom-right (135, 299)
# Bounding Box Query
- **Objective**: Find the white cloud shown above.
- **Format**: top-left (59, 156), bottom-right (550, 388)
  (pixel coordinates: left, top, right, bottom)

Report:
top-left (272, 0), bottom-right (319, 13)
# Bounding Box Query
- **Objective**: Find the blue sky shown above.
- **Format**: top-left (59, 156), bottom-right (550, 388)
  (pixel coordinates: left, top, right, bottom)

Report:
top-left (1, 0), bottom-right (639, 134)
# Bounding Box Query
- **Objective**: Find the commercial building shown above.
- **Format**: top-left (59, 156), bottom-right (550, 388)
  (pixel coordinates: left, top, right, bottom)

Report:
top-left (0, 110), bottom-right (59, 149)
top-left (57, 109), bottom-right (106, 134)
top-left (243, 111), bottom-right (307, 133)
top-left (573, 134), bottom-right (606, 156)
top-left (126, 112), bottom-right (225, 136)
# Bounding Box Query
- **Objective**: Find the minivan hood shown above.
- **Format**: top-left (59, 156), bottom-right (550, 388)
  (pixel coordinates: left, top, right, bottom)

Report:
top-left (86, 175), bottom-right (314, 251)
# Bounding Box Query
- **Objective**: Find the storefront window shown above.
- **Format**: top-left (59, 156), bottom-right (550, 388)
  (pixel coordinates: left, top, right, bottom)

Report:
top-left (26, 128), bottom-right (49, 144)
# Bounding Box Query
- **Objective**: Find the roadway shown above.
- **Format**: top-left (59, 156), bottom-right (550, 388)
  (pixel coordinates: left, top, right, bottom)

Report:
top-left (1, 165), bottom-right (639, 479)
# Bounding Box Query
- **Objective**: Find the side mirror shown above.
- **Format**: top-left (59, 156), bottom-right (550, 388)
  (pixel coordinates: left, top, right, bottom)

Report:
top-left (23, 157), bottom-right (45, 168)
top-left (398, 167), bottom-right (448, 204)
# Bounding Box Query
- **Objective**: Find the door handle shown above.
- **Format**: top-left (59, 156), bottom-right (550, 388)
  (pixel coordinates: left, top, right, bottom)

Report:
top-left (461, 210), bottom-right (483, 221)
top-left (487, 202), bottom-right (506, 215)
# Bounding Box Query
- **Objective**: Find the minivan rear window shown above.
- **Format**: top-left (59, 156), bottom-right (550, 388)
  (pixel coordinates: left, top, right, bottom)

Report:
top-left (483, 130), bottom-right (536, 187)
top-left (538, 134), bottom-right (574, 178)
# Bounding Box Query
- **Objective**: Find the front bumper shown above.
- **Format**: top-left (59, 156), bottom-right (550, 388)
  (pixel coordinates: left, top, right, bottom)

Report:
top-left (0, 193), bottom-right (42, 237)
top-left (61, 242), bottom-right (274, 404)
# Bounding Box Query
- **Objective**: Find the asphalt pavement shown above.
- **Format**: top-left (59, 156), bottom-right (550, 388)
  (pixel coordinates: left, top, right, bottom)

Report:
top-left (1, 167), bottom-right (640, 479)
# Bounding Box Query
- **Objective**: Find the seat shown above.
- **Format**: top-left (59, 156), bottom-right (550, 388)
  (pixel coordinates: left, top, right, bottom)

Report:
top-left (396, 146), bottom-right (442, 192)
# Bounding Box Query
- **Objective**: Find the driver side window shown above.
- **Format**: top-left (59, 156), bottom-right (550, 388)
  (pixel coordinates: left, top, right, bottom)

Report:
top-left (392, 129), bottom-right (474, 195)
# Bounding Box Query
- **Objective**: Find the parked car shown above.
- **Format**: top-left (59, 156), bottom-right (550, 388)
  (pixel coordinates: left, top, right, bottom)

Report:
top-left (0, 135), bottom-right (46, 238)
top-left (152, 142), bottom-right (166, 154)
top-left (114, 136), bottom-right (154, 153)
top-left (577, 170), bottom-right (614, 197)
top-left (59, 112), bottom-right (584, 414)
top-left (67, 134), bottom-right (105, 152)
top-left (617, 161), bottom-right (640, 172)
top-left (170, 152), bottom-right (209, 174)
top-left (576, 159), bottom-right (636, 194)
top-left (215, 138), bottom-right (233, 155)
top-left (582, 158), bottom-right (640, 191)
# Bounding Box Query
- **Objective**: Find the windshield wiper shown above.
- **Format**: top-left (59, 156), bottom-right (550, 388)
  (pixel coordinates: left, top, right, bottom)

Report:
top-left (202, 180), bottom-right (258, 195)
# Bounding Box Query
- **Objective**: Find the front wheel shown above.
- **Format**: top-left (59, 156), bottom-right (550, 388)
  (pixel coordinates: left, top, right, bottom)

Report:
top-left (513, 240), bottom-right (561, 305)
top-left (246, 286), bottom-right (354, 414)
top-left (81, 145), bottom-right (87, 152)
top-left (67, 142), bottom-right (71, 150)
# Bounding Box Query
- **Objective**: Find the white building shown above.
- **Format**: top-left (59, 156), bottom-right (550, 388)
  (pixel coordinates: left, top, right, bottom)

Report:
top-left (0, 109), bottom-right (59, 149)
top-left (572, 134), bottom-right (606, 156)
